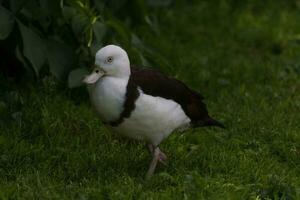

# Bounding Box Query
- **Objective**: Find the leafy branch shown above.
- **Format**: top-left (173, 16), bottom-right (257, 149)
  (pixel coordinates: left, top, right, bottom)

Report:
top-left (0, 0), bottom-right (168, 87)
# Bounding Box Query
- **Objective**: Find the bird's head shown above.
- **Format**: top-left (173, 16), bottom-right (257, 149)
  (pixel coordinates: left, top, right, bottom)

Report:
top-left (83, 45), bottom-right (130, 84)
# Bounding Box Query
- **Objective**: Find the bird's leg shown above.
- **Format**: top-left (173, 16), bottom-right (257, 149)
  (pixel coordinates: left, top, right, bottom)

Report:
top-left (147, 144), bottom-right (167, 164)
top-left (145, 145), bottom-right (168, 179)
top-left (156, 147), bottom-right (167, 165)
top-left (146, 147), bottom-right (159, 179)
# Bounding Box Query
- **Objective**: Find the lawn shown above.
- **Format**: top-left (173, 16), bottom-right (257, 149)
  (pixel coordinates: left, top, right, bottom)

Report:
top-left (1, 1), bottom-right (300, 199)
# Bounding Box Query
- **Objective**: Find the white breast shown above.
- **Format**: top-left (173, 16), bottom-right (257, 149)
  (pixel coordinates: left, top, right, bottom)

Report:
top-left (88, 77), bottom-right (128, 122)
top-left (111, 89), bottom-right (191, 146)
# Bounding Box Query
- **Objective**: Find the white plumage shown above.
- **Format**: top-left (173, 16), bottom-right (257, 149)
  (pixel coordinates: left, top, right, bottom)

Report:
top-left (88, 76), bottom-right (128, 122)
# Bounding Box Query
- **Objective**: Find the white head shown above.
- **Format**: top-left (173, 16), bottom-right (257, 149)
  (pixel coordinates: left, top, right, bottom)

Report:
top-left (83, 45), bottom-right (130, 84)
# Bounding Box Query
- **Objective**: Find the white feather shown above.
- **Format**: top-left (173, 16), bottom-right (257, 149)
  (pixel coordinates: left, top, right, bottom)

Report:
top-left (88, 76), bottom-right (128, 122)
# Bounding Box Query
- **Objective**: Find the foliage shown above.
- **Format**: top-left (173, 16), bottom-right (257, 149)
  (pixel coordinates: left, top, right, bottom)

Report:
top-left (0, 0), bottom-right (165, 87)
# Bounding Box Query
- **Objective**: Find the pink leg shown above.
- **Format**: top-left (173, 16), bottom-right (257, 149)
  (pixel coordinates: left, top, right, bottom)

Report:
top-left (145, 145), bottom-right (168, 179)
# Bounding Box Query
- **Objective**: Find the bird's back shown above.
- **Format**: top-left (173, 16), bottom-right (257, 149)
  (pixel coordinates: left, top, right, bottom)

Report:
top-left (130, 66), bottom-right (224, 128)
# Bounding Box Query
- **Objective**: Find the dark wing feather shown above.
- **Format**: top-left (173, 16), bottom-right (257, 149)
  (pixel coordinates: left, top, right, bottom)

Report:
top-left (130, 66), bottom-right (224, 128)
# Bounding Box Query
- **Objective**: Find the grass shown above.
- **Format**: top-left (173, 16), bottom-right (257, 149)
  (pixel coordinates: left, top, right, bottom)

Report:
top-left (1, 1), bottom-right (300, 199)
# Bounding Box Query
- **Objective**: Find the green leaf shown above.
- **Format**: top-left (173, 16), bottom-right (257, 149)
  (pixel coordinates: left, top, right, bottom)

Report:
top-left (93, 0), bottom-right (105, 12)
top-left (106, 19), bottom-right (131, 44)
top-left (90, 21), bottom-right (107, 55)
top-left (0, 6), bottom-right (14, 40)
top-left (93, 21), bottom-right (106, 43)
top-left (9, 0), bottom-right (26, 14)
top-left (18, 21), bottom-right (46, 75)
top-left (46, 40), bottom-right (76, 80)
top-left (39, 0), bottom-right (61, 17)
top-left (20, 0), bottom-right (44, 21)
top-left (128, 0), bottom-right (147, 24)
top-left (68, 68), bottom-right (89, 88)
top-left (15, 45), bottom-right (31, 72)
top-left (71, 14), bottom-right (89, 38)
top-left (147, 0), bottom-right (173, 7)
top-left (131, 34), bottom-right (151, 51)
top-left (62, 6), bottom-right (76, 20)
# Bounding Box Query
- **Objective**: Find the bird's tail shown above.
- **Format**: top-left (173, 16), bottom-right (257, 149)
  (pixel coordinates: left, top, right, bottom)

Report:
top-left (193, 117), bottom-right (225, 129)
top-left (205, 117), bottom-right (225, 128)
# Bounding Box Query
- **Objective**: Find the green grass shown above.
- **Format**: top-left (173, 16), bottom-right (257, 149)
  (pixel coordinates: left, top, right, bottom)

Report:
top-left (1, 1), bottom-right (300, 199)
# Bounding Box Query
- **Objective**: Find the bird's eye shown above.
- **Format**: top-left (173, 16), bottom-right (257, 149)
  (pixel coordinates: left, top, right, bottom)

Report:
top-left (107, 57), bottom-right (113, 63)
top-left (95, 69), bottom-right (99, 73)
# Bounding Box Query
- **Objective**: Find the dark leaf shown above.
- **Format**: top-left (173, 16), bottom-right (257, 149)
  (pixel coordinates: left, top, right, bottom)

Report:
top-left (71, 14), bottom-right (89, 38)
top-left (93, 21), bottom-right (106, 43)
top-left (46, 40), bottom-right (76, 80)
top-left (39, 0), bottom-right (61, 17)
top-left (0, 6), bottom-right (14, 40)
top-left (106, 19), bottom-right (131, 44)
top-left (90, 21), bottom-right (107, 55)
top-left (105, 0), bottom-right (127, 12)
top-left (128, 0), bottom-right (147, 24)
top-left (19, 0), bottom-right (42, 21)
top-left (9, 0), bottom-right (26, 14)
top-left (68, 68), bottom-right (89, 88)
top-left (147, 0), bottom-right (173, 7)
top-left (62, 6), bottom-right (77, 20)
top-left (93, 0), bottom-right (105, 12)
top-left (131, 34), bottom-right (150, 51)
top-left (15, 45), bottom-right (31, 72)
top-left (18, 21), bottom-right (46, 75)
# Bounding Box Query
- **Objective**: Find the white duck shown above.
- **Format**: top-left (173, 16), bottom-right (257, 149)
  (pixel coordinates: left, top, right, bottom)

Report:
top-left (83, 45), bottom-right (224, 178)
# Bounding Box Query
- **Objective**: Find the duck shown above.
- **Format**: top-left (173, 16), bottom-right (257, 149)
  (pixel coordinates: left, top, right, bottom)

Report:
top-left (83, 45), bottom-right (224, 179)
